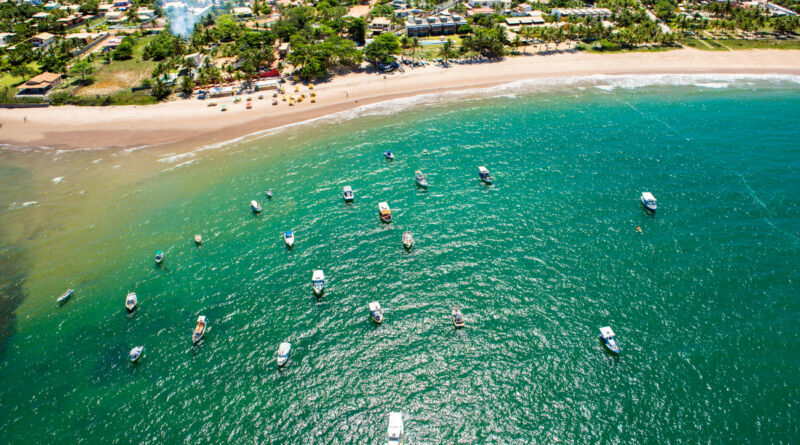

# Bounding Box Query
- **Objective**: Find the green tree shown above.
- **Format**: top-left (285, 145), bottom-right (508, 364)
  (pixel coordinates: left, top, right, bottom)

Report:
top-left (654, 0), bottom-right (677, 21)
top-left (179, 75), bottom-right (194, 96)
top-left (68, 59), bottom-right (95, 84)
top-left (364, 32), bottom-right (401, 66)
top-left (112, 36), bottom-right (135, 60)
top-left (151, 77), bottom-right (171, 100)
top-left (439, 38), bottom-right (456, 66)
top-left (347, 17), bottom-right (367, 45)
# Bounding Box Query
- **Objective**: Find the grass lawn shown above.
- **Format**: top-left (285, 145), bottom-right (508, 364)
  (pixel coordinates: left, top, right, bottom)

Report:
top-left (0, 62), bottom-right (42, 90)
top-left (76, 36), bottom-right (157, 97)
top-left (716, 38), bottom-right (800, 50)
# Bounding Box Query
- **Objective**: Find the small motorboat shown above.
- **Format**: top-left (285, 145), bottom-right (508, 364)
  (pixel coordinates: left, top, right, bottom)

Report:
top-left (277, 342), bottom-right (291, 367)
top-left (386, 412), bottom-right (404, 445)
top-left (342, 185), bottom-right (354, 202)
top-left (56, 289), bottom-right (74, 304)
top-left (599, 326), bottom-right (620, 355)
top-left (452, 307), bottom-right (465, 328)
top-left (383, 150), bottom-right (394, 160)
top-left (379, 202), bottom-right (392, 223)
top-left (155, 250), bottom-right (164, 264)
top-left (194, 234), bottom-right (202, 245)
top-left (312, 269), bottom-right (325, 296)
top-left (641, 192), bottom-right (657, 213)
top-left (251, 200), bottom-right (262, 213)
top-left (414, 170), bottom-right (428, 188)
top-left (402, 231), bottom-right (413, 250)
top-left (369, 301), bottom-right (383, 324)
top-left (129, 346), bottom-right (144, 363)
top-left (478, 166), bottom-right (493, 184)
top-left (284, 230), bottom-right (295, 248)
top-left (125, 291), bottom-right (137, 313)
top-left (192, 315), bottom-right (207, 344)
top-left (266, 189), bottom-right (274, 199)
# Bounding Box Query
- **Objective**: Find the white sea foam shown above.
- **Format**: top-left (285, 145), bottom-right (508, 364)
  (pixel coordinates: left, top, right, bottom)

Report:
top-left (51, 176), bottom-right (64, 184)
top-left (9, 200), bottom-right (39, 210)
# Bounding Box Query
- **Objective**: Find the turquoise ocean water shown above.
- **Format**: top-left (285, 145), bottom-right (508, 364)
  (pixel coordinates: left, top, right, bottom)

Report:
top-left (0, 74), bottom-right (799, 443)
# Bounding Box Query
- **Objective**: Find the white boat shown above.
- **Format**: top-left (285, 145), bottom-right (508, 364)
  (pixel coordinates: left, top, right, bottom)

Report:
top-left (383, 150), bottom-right (395, 160)
top-left (194, 234), bottom-right (202, 245)
top-left (369, 301), bottom-right (383, 324)
top-left (193, 315), bottom-right (206, 344)
top-left (251, 200), bottom-right (262, 213)
top-left (386, 412), bottom-right (404, 445)
top-left (266, 189), bottom-right (274, 199)
top-left (277, 342), bottom-right (291, 366)
top-left (284, 230), bottom-right (295, 248)
top-left (129, 346), bottom-right (143, 363)
top-left (312, 269), bottom-right (325, 296)
top-left (155, 250), bottom-right (164, 264)
top-left (452, 307), bottom-right (465, 328)
top-left (56, 289), bottom-right (74, 304)
top-left (414, 170), bottom-right (428, 188)
top-left (402, 231), bottom-right (413, 249)
top-left (599, 326), bottom-right (620, 355)
top-left (125, 291), bottom-right (137, 312)
top-left (641, 192), bottom-right (657, 213)
top-left (342, 185), bottom-right (354, 202)
top-left (478, 166), bottom-right (492, 184)
top-left (379, 202), bottom-right (392, 223)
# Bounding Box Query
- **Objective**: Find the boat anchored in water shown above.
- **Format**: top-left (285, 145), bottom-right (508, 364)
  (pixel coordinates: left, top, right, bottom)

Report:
top-left (641, 192), bottom-right (657, 213)
top-left (284, 230), bottom-right (295, 248)
top-left (266, 189), bottom-right (274, 199)
top-left (402, 232), bottom-right (413, 250)
top-left (414, 170), bottom-right (428, 188)
top-left (56, 289), bottom-right (74, 305)
top-left (155, 250), bottom-right (164, 264)
top-left (379, 202), bottom-right (392, 223)
top-left (312, 270), bottom-right (325, 296)
top-left (277, 342), bottom-right (291, 367)
top-left (383, 150), bottom-right (395, 160)
top-left (193, 316), bottom-right (207, 344)
top-left (129, 346), bottom-right (144, 363)
top-left (342, 185), bottom-right (354, 202)
top-left (251, 200), bottom-right (262, 213)
top-left (386, 412), bottom-right (404, 445)
top-left (452, 307), bottom-right (465, 328)
top-left (369, 301), bottom-right (384, 324)
top-left (478, 166), bottom-right (493, 184)
top-left (599, 326), bottom-right (620, 355)
top-left (125, 291), bottom-right (137, 313)
top-left (194, 234), bottom-right (202, 245)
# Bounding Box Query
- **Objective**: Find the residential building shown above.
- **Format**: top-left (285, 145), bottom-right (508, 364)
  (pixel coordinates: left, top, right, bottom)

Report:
top-left (0, 32), bottom-right (16, 48)
top-left (43, 1), bottom-right (59, 9)
top-left (57, 14), bottom-right (85, 27)
top-left (550, 8), bottom-right (613, 20)
top-left (233, 6), bottom-right (253, 17)
top-left (369, 17), bottom-right (392, 34)
top-left (32, 12), bottom-right (51, 20)
top-left (468, 0), bottom-right (511, 8)
top-left (406, 12), bottom-right (467, 37)
top-left (16, 72), bottom-right (62, 96)
top-left (30, 32), bottom-right (56, 49)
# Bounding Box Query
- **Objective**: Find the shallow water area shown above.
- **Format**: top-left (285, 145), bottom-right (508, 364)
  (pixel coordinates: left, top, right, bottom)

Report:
top-left (0, 74), bottom-right (799, 443)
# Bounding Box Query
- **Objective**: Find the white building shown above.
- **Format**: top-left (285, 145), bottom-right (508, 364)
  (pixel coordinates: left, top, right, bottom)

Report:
top-left (467, 0), bottom-right (511, 8)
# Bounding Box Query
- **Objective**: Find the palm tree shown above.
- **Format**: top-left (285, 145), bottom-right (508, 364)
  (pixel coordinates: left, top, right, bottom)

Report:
top-left (519, 26), bottom-right (533, 54)
top-left (439, 39), bottom-right (455, 67)
top-left (411, 37), bottom-right (420, 62)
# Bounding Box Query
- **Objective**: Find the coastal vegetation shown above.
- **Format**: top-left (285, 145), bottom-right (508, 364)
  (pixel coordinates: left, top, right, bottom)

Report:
top-left (0, 0), bottom-right (797, 104)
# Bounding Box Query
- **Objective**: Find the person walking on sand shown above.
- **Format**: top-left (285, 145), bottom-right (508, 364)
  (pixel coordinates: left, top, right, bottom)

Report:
top-left (23, 115), bottom-right (27, 123)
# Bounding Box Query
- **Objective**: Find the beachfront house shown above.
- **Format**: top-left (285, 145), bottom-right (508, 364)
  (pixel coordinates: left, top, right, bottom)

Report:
top-left (32, 11), bottom-right (51, 20)
top-left (16, 72), bottom-right (62, 97)
top-left (405, 13), bottom-right (466, 37)
top-left (30, 32), bottom-right (56, 49)
top-left (43, 1), bottom-right (60, 10)
top-left (369, 17), bottom-right (392, 35)
top-left (58, 14), bottom-right (85, 27)
top-left (23, 0), bottom-right (43, 5)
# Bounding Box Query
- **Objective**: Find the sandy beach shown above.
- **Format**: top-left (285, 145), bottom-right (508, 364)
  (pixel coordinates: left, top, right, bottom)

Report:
top-left (1, 48), bottom-right (799, 151)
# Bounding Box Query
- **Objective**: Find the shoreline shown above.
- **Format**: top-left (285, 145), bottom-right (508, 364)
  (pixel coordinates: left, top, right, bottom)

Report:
top-left (1, 48), bottom-right (799, 152)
